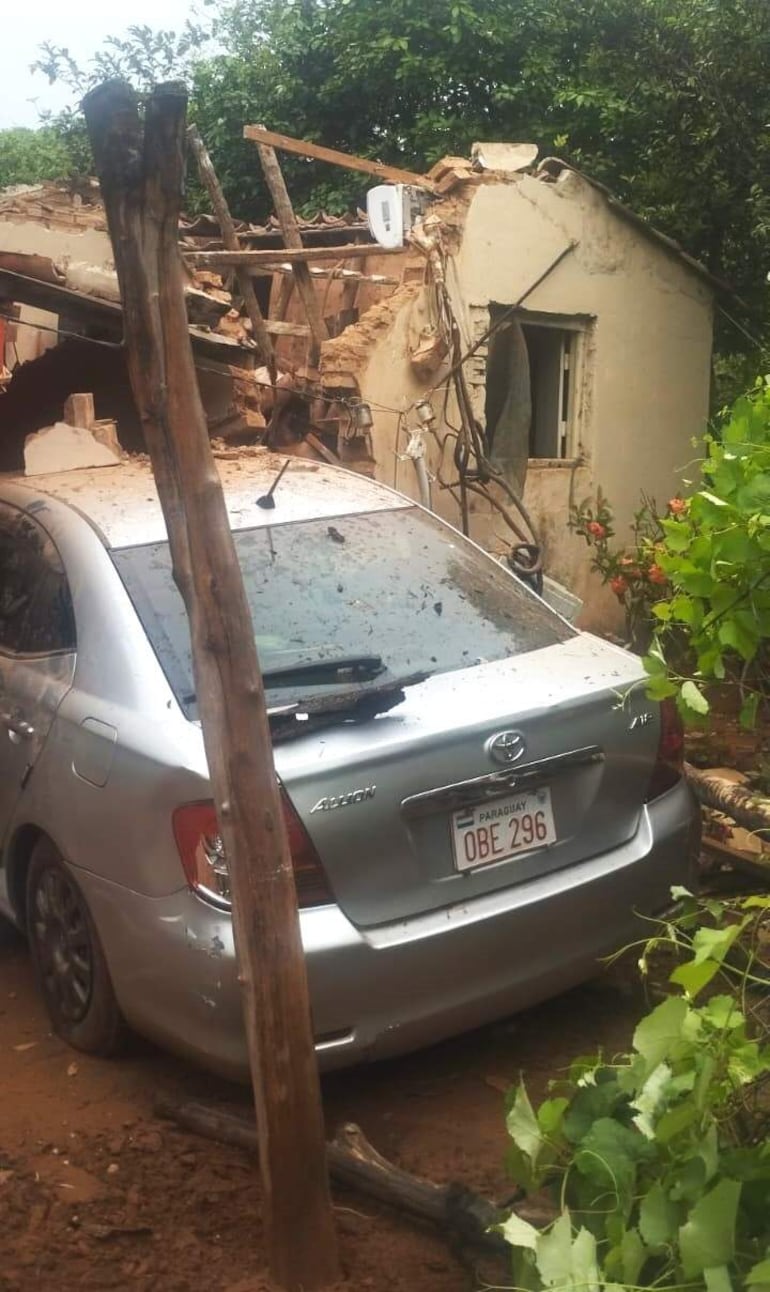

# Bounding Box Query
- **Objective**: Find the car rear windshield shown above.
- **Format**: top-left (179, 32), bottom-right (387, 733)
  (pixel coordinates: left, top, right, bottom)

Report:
top-left (111, 506), bottom-right (573, 716)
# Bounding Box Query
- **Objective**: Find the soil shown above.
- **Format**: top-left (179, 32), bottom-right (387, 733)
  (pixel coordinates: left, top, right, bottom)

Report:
top-left (0, 919), bottom-right (648, 1292)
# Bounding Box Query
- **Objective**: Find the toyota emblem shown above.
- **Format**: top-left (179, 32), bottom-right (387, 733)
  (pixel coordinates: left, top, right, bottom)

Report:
top-left (486, 730), bottom-right (526, 766)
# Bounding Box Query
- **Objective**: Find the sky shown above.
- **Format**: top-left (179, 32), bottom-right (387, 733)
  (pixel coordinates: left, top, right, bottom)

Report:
top-left (0, 0), bottom-right (197, 129)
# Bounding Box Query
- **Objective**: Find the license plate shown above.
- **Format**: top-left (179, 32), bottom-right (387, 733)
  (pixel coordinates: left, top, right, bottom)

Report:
top-left (451, 787), bottom-right (556, 872)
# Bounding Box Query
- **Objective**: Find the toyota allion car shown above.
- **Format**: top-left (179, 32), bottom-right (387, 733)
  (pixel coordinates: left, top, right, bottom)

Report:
top-left (0, 455), bottom-right (698, 1077)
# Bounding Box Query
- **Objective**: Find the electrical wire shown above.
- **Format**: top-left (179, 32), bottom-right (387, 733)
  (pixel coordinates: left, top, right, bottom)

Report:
top-left (0, 311), bottom-right (123, 351)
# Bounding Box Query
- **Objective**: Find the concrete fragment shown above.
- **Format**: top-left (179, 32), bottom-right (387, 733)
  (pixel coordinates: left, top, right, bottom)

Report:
top-left (24, 422), bottom-right (122, 476)
top-left (471, 142), bottom-right (539, 172)
top-left (64, 261), bottom-right (121, 302)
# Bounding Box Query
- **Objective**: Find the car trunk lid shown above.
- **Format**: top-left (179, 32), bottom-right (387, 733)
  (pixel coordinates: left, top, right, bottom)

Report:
top-left (276, 634), bottom-right (659, 928)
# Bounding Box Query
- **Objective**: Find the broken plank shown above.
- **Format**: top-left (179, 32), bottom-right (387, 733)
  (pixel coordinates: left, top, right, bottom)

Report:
top-left (182, 244), bottom-right (399, 267)
top-left (231, 262), bottom-right (398, 285)
top-left (244, 125), bottom-right (438, 193)
top-left (264, 319), bottom-right (310, 337)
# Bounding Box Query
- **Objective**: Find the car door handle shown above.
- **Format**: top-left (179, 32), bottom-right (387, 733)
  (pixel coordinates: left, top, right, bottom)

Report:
top-left (3, 716), bottom-right (35, 740)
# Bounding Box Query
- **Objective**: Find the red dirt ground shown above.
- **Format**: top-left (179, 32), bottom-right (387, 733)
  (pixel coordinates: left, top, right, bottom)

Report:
top-left (0, 920), bottom-right (646, 1292)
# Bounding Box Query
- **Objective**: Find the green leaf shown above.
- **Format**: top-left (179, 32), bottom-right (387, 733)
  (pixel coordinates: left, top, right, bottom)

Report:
top-left (639, 1182), bottom-right (680, 1249)
top-left (680, 679), bottom-right (710, 715)
top-left (746, 1257), bottom-right (770, 1289)
top-left (698, 1122), bottom-right (719, 1183)
top-left (670, 956), bottom-right (720, 999)
top-left (669, 594), bottom-right (698, 625)
top-left (678, 1178), bottom-right (742, 1276)
top-left (570, 1226), bottom-right (600, 1292)
top-left (573, 1118), bottom-right (646, 1213)
top-left (501, 1211), bottom-right (540, 1251)
top-left (691, 923), bottom-right (742, 965)
top-left (537, 1097), bottom-right (569, 1137)
top-left (661, 519), bottom-right (693, 551)
top-left (535, 1215), bottom-right (600, 1292)
top-left (646, 673), bottom-right (678, 701)
top-left (718, 616), bottom-right (759, 661)
top-left (728, 1039), bottom-right (765, 1085)
top-left (621, 1227), bottom-right (647, 1285)
top-left (704, 1265), bottom-right (734, 1292)
top-left (633, 995), bottom-right (689, 1074)
top-left (700, 994), bottom-right (744, 1029)
top-left (562, 1074), bottom-right (625, 1142)
top-left (506, 1083), bottom-right (544, 1167)
top-left (655, 1098), bottom-right (700, 1144)
top-left (631, 1061), bottom-right (672, 1138)
top-left (535, 1213), bottom-right (574, 1287)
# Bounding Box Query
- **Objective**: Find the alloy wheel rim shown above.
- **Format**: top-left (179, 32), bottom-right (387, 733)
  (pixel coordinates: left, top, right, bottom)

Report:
top-left (32, 866), bottom-right (93, 1024)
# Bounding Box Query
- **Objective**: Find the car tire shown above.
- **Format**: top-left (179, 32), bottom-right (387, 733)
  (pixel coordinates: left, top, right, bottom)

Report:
top-left (26, 837), bottom-right (126, 1056)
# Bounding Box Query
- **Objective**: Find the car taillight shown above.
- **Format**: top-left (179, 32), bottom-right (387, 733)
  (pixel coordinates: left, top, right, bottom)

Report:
top-left (646, 697), bottom-right (685, 801)
top-left (172, 791), bottom-right (333, 909)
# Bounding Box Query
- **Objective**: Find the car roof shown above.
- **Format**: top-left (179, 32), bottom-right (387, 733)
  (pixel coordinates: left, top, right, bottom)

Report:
top-left (0, 452), bottom-right (409, 549)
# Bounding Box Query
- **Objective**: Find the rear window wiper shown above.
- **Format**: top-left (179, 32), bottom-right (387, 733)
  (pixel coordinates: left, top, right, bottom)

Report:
top-left (268, 669), bottom-right (433, 741)
top-left (261, 654), bottom-right (385, 688)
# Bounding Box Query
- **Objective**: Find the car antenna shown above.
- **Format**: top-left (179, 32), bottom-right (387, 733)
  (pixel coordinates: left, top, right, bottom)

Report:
top-left (256, 457), bottom-right (291, 510)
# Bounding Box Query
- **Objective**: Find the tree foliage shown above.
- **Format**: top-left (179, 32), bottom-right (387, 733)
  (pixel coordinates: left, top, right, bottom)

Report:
top-left (0, 127), bottom-right (74, 188)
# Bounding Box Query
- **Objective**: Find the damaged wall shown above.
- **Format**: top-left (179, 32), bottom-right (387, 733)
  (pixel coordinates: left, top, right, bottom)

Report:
top-left (323, 166), bottom-right (713, 629)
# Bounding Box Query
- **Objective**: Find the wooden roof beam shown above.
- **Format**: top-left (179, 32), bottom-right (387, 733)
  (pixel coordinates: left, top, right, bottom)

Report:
top-left (182, 243), bottom-right (402, 267)
top-left (243, 125), bottom-right (438, 194)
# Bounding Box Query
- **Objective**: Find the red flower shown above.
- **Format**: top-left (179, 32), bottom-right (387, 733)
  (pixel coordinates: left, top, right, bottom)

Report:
top-left (586, 521), bottom-right (607, 539)
top-left (647, 563), bottom-right (667, 585)
top-left (610, 575), bottom-right (628, 597)
top-left (668, 497), bottom-right (687, 515)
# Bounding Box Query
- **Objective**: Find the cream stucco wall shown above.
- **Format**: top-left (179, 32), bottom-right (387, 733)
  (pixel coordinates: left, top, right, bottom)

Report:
top-left (0, 218), bottom-right (114, 277)
top-left (352, 170), bottom-right (714, 629)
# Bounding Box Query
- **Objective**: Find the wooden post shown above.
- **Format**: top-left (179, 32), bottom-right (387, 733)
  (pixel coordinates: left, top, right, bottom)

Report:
top-left (82, 81), bottom-right (339, 1292)
top-left (187, 125), bottom-right (276, 382)
top-left (255, 139), bottom-right (329, 367)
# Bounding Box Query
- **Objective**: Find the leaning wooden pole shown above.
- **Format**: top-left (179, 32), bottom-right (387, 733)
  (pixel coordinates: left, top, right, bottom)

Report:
top-left (186, 124), bottom-right (277, 382)
top-left (82, 81), bottom-right (339, 1292)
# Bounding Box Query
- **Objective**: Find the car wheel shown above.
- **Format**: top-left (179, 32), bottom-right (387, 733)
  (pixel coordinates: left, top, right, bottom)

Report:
top-left (26, 837), bottom-right (126, 1056)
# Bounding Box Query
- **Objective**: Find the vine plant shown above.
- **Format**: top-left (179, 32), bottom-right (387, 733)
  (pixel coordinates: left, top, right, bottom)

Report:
top-left (500, 891), bottom-right (770, 1292)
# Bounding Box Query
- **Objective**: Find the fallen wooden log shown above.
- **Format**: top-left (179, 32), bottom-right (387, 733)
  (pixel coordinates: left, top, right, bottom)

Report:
top-left (155, 1098), bottom-right (507, 1254)
top-left (685, 762), bottom-right (770, 842)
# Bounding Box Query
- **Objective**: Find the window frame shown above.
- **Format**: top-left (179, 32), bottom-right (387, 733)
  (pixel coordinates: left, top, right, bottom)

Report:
top-left (481, 304), bottom-right (594, 467)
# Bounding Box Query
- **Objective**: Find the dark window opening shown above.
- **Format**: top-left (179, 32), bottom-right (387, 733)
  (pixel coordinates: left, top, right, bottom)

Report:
top-left (485, 311), bottom-right (581, 488)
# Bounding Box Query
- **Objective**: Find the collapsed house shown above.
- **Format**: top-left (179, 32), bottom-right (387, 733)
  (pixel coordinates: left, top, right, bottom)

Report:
top-left (0, 135), bottom-right (717, 628)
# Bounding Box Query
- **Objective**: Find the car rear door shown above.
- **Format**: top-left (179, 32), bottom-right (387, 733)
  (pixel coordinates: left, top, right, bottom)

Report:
top-left (0, 502), bottom-right (77, 845)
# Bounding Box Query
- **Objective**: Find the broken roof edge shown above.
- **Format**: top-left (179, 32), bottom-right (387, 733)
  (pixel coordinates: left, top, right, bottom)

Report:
top-left (0, 266), bottom-right (256, 365)
top-left (536, 157), bottom-right (731, 297)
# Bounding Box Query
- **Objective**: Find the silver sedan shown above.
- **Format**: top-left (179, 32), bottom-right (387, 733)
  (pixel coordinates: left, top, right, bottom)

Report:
top-left (0, 456), bottom-right (698, 1078)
